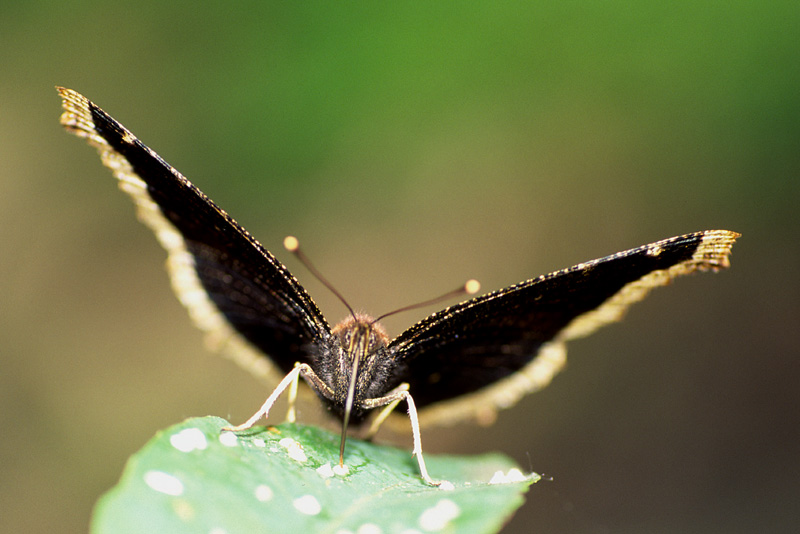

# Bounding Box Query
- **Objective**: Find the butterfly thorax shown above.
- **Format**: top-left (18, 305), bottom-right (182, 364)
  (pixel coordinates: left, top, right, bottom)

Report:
top-left (316, 314), bottom-right (397, 424)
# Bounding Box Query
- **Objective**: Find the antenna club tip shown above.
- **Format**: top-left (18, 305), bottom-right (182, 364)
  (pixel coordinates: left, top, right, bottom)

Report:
top-left (465, 279), bottom-right (481, 294)
top-left (283, 235), bottom-right (299, 252)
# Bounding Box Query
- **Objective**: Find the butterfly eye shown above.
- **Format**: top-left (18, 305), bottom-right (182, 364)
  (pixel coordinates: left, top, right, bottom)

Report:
top-left (365, 334), bottom-right (383, 355)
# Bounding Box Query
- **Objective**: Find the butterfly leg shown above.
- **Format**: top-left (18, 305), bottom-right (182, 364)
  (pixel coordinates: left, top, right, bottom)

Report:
top-left (285, 366), bottom-right (301, 423)
top-left (364, 383), bottom-right (408, 440)
top-left (364, 384), bottom-right (441, 486)
top-left (223, 363), bottom-right (331, 431)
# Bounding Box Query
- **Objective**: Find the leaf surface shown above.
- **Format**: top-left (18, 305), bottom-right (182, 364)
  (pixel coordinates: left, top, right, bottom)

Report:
top-left (91, 417), bottom-right (537, 533)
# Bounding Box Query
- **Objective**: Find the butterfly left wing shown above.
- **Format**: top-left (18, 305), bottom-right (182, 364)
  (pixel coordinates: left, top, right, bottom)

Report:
top-left (57, 87), bottom-right (331, 381)
top-left (388, 230), bottom-right (739, 426)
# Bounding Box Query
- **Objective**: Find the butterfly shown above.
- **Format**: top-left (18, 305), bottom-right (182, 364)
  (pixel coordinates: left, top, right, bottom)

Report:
top-left (57, 87), bottom-right (739, 485)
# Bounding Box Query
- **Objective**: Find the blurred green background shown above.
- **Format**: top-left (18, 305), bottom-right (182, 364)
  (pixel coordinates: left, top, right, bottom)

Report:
top-left (2, 2), bottom-right (798, 533)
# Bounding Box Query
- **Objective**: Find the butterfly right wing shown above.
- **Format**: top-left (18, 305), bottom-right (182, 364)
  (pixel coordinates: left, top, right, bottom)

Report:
top-left (388, 230), bottom-right (739, 426)
top-left (57, 87), bottom-right (331, 379)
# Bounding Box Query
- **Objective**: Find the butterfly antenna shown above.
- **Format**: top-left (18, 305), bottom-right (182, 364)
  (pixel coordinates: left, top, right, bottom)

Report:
top-left (373, 279), bottom-right (481, 324)
top-left (284, 236), bottom-right (357, 319)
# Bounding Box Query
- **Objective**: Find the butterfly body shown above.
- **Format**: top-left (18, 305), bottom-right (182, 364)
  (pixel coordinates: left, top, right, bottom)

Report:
top-left (57, 87), bottom-right (739, 484)
top-left (314, 314), bottom-right (396, 424)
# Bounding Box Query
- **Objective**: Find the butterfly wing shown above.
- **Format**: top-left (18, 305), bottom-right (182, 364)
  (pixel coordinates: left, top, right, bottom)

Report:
top-left (57, 88), bottom-right (331, 378)
top-left (388, 230), bottom-right (738, 424)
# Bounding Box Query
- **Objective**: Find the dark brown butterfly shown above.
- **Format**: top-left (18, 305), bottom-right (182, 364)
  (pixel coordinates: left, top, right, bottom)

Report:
top-left (58, 87), bottom-right (739, 485)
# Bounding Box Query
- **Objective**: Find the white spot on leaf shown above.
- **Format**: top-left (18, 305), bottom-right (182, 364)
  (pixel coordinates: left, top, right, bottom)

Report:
top-left (333, 464), bottom-right (349, 476)
top-left (505, 468), bottom-right (527, 482)
top-left (316, 463), bottom-right (335, 478)
top-left (293, 494), bottom-right (321, 515)
top-left (219, 431), bottom-right (239, 447)
top-left (438, 481), bottom-right (455, 491)
top-left (255, 484), bottom-right (273, 502)
top-left (170, 428), bottom-right (207, 452)
top-left (488, 467), bottom-right (528, 484)
top-left (144, 470), bottom-right (184, 496)
top-left (418, 498), bottom-right (460, 531)
top-left (279, 437), bottom-right (307, 462)
top-left (356, 523), bottom-right (382, 534)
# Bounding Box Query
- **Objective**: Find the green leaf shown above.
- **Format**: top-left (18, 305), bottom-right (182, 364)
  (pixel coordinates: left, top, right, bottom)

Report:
top-left (91, 416), bottom-right (537, 533)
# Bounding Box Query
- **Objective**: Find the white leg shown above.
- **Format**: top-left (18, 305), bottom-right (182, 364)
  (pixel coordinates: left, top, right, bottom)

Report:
top-left (286, 365), bottom-right (301, 423)
top-left (365, 384), bottom-right (408, 440)
top-left (223, 364), bottom-right (310, 431)
top-left (403, 391), bottom-right (440, 486)
top-left (364, 384), bottom-right (442, 486)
